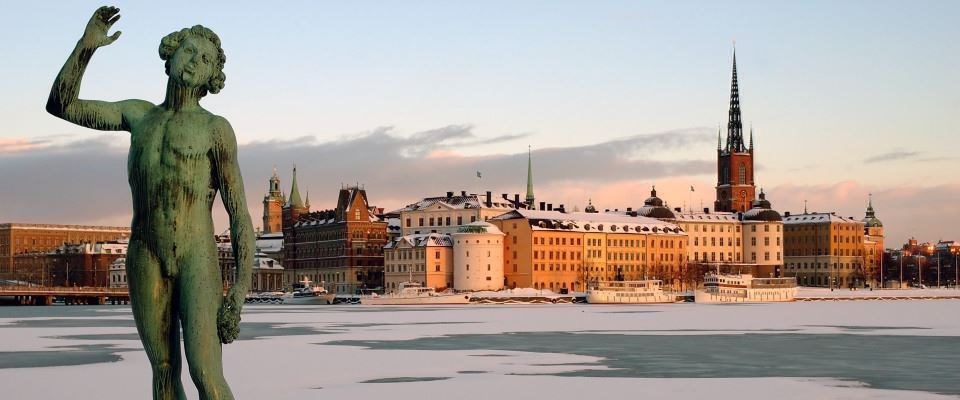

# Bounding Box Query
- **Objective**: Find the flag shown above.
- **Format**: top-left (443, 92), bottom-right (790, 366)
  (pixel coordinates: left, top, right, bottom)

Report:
top-left (476, 171), bottom-right (482, 178)
top-left (690, 186), bottom-right (695, 192)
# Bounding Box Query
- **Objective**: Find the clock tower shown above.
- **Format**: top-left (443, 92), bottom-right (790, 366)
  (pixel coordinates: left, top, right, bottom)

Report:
top-left (715, 49), bottom-right (756, 213)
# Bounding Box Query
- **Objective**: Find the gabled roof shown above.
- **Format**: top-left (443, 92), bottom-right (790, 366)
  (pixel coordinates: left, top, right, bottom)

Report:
top-left (384, 233), bottom-right (453, 249)
top-left (392, 194), bottom-right (518, 213)
top-left (490, 209), bottom-right (683, 235)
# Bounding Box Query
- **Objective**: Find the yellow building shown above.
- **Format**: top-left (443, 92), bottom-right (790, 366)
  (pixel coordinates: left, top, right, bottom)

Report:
top-left (490, 210), bottom-right (687, 292)
top-left (383, 233), bottom-right (454, 292)
top-left (783, 212), bottom-right (867, 288)
top-left (862, 195), bottom-right (885, 287)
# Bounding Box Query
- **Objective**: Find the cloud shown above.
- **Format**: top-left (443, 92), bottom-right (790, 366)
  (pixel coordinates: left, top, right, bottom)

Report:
top-left (0, 126), bottom-right (713, 229)
top-left (864, 150), bottom-right (920, 164)
top-left (0, 127), bottom-right (955, 247)
top-left (0, 138), bottom-right (55, 154)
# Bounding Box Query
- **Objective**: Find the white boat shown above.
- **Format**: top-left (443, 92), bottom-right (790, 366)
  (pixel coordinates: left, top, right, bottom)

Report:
top-left (695, 273), bottom-right (798, 303)
top-left (360, 282), bottom-right (471, 305)
top-left (283, 278), bottom-right (336, 305)
top-left (585, 280), bottom-right (678, 304)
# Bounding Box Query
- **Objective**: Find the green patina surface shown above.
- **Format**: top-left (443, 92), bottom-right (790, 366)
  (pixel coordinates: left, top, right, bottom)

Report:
top-left (46, 6), bottom-right (254, 399)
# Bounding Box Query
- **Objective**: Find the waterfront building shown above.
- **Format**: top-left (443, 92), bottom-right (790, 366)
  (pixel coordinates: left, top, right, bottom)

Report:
top-left (12, 239), bottom-right (128, 287)
top-left (452, 221), bottom-right (506, 291)
top-left (738, 190), bottom-right (784, 277)
top-left (783, 212), bottom-right (866, 288)
top-left (490, 209), bottom-right (687, 292)
top-left (283, 185), bottom-right (388, 293)
top-left (862, 195), bottom-right (885, 287)
top-left (715, 50), bottom-right (757, 213)
top-left (108, 257), bottom-right (126, 288)
top-left (383, 233), bottom-right (453, 292)
top-left (0, 223), bottom-right (130, 275)
top-left (394, 191), bottom-right (523, 236)
top-left (217, 237), bottom-right (285, 292)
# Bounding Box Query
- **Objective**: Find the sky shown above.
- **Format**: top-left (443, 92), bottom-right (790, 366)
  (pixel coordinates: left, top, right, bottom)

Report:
top-left (0, 0), bottom-right (957, 247)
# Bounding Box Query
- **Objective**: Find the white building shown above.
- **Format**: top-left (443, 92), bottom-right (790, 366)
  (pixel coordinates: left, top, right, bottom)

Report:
top-left (452, 221), bottom-right (505, 291)
top-left (393, 191), bottom-right (523, 236)
top-left (108, 257), bottom-right (126, 288)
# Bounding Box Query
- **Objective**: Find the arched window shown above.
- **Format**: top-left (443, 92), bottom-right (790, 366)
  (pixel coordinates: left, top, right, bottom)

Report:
top-left (739, 163), bottom-right (746, 184)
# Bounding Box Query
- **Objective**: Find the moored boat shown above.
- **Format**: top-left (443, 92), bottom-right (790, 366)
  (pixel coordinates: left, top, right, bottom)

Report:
top-left (695, 273), bottom-right (797, 303)
top-left (585, 280), bottom-right (679, 304)
top-left (360, 282), bottom-right (471, 305)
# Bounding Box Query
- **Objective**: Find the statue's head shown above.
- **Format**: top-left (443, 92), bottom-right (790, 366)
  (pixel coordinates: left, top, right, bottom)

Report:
top-left (159, 25), bottom-right (226, 96)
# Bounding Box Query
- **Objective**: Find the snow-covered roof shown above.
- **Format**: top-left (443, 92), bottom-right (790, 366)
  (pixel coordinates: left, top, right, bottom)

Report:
top-left (385, 233), bottom-right (453, 249)
top-left (783, 213), bottom-right (863, 225)
top-left (392, 194), bottom-right (518, 214)
top-left (672, 211), bottom-right (739, 222)
top-left (454, 221), bottom-right (504, 235)
top-left (491, 209), bottom-right (683, 235)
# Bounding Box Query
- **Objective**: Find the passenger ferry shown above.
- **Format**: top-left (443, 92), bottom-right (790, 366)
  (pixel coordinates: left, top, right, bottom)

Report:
top-left (360, 282), bottom-right (471, 305)
top-left (695, 273), bottom-right (797, 303)
top-left (585, 280), bottom-right (679, 304)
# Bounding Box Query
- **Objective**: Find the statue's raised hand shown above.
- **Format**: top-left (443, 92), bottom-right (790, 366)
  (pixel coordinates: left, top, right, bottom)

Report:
top-left (81, 6), bottom-right (122, 49)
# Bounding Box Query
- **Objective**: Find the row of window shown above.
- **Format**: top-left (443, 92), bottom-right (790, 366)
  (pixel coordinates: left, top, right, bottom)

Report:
top-left (408, 215), bottom-right (477, 228)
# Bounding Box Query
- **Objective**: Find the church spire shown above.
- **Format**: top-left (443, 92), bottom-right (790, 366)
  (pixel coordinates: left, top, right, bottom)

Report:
top-left (525, 146), bottom-right (535, 207)
top-left (717, 125), bottom-right (722, 151)
top-left (726, 47), bottom-right (746, 153)
top-left (288, 164), bottom-right (305, 209)
top-left (749, 124), bottom-right (754, 151)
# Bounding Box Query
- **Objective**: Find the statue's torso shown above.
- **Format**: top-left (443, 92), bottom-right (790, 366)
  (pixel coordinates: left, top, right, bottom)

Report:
top-left (127, 106), bottom-right (218, 249)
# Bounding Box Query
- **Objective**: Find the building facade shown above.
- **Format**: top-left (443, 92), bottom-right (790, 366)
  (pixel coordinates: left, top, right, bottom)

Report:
top-left (452, 221), bottom-right (505, 291)
top-left (491, 210), bottom-right (687, 292)
top-left (0, 223), bottom-right (130, 276)
top-left (783, 212), bottom-right (866, 288)
top-left (12, 239), bottom-right (128, 287)
top-left (383, 233), bottom-right (453, 292)
top-left (862, 195), bottom-right (885, 287)
top-left (395, 191), bottom-right (522, 236)
top-left (283, 186), bottom-right (388, 293)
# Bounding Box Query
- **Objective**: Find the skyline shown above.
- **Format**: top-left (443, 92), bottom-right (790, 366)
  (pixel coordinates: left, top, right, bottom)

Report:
top-left (1, 1), bottom-right (958, 246)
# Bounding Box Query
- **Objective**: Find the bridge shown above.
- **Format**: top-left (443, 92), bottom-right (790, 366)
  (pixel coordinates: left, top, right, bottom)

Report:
top-left (0, 286), bottom-right (130, 305)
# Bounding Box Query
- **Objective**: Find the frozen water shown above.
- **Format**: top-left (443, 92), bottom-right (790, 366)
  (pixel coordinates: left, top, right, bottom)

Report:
top-left (1, 301), bottom-right (958, 399)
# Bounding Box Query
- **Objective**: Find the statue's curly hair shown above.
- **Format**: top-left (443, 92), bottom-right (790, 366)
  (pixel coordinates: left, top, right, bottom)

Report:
top-left (159, 25), bottom-right (226, 96)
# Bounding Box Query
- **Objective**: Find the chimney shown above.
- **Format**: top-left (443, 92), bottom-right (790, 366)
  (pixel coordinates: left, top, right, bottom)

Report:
top-left (547, 204), bottom-right (553, 211)
top-left (558, 204), bottom-right (565, 213)
top-left (784, 211), bottom-right (791, 217)
top-left (502, 193), bottom-right (509, 200)
top-left (614, 208), bottom-right (619, 212)
top-left (461, 190), bottom-right (467, 196)
top-left (514, 194), bottom-right (520, 204)
top-left (674, 207), bottom-right (681, 212)
top-left (605, 209), bottom-right (610, 212)
top-left (485, 191), bottom-right (492, 207)
top-left (703, 208), bottom-right (710, 213)
top-left (540, 202), bottom-right (546, 211)
top-left (626, 207), bottom-right (632, 212)
top-left (446, 191), bottom-right (454, 197)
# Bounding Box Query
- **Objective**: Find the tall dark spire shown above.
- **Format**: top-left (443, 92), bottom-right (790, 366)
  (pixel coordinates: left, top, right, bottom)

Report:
top-left (525, 146), bottom-right (535, 207)
top-left (725, 48), bottom-right (746, 153)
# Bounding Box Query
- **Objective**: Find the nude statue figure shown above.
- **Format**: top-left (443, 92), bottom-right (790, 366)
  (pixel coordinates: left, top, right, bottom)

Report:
top-left (46, 6), bottom-right (254, 399)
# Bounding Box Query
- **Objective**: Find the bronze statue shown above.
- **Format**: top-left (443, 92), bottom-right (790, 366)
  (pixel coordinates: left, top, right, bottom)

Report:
top-left (47, 6), bottom-right (254, 399)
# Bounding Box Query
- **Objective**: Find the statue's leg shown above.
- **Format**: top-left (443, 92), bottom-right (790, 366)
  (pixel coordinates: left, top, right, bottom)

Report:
top-left (179, 244), bottom-right (234, 400)
top-left (127, 241), bottom-right (186, 400)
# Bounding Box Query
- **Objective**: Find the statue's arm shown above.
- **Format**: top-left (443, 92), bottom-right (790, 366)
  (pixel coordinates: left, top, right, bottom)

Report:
top-left (213, 117), bottom-right (254, 298)
top-left (45, 6), bottom-right (151, 132)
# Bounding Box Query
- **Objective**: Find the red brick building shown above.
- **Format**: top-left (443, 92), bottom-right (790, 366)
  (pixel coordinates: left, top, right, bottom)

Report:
top-left (0, 223), bottom-right (130, 277)
top-left (12, 240), bottom-right (127, 287)
top-left (284, 185), bottom-right (388, 293)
